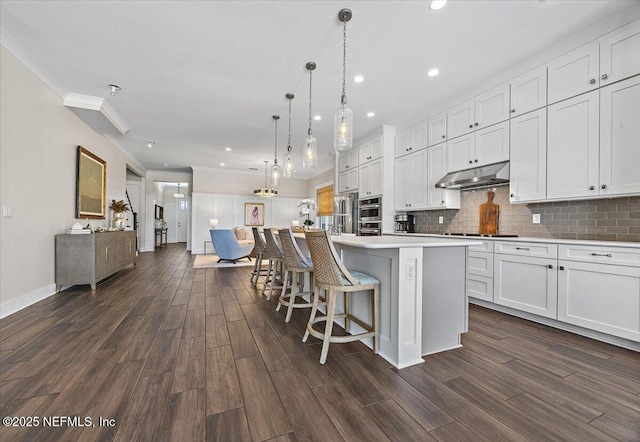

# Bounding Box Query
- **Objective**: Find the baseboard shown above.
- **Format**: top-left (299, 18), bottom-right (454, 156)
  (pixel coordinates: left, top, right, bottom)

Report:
top-left (0, 283), bottom-right (56, 319)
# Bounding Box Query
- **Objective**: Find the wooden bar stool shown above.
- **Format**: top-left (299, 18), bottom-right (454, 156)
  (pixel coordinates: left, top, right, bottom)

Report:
top-left (303, 230), bottom-right (379, 364)
top-left (261, 228), bottom-right (285, 300)
top-left (250, 227), bottom-right (268, 287)
top-left (276, 228), bottom-right (319, 323)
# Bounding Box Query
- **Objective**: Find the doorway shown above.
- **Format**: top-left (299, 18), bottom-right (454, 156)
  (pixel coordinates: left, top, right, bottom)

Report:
top-left (151, 181), bottom-right (191, 251)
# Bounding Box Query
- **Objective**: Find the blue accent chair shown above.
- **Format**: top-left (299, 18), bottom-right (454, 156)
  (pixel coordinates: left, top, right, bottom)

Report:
top-left (210, 229), bottom-right (254, 264)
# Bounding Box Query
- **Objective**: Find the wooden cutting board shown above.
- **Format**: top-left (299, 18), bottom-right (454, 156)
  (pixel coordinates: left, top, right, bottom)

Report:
top-left (479, 191), bottom-right (499, 235)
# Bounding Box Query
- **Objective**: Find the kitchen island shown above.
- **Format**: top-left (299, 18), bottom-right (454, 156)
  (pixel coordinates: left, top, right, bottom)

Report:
top-left (293, 233), bottom-right (476, 368)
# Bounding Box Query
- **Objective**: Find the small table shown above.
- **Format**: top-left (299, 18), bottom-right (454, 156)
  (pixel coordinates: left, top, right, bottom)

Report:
top-left (155, 228), bottom-right (167, 248)
top-left (204, 240), bottom-right (213, 255)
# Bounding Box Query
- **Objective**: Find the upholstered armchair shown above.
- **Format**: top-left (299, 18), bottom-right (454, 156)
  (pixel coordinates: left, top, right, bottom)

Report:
top-left (210, 229), bottom-right (254, 263)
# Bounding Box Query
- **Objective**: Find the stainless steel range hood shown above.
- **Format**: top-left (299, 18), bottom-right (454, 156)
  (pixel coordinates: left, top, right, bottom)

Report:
top-left (435, 161), bottom-right (510, 189)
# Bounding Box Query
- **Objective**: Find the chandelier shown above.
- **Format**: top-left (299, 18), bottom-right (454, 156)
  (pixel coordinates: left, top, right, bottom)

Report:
top-left (254, 160), bottom-right (277, 198)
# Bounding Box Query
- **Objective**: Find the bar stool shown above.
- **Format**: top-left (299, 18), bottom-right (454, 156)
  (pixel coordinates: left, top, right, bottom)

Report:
top-left (276, 228), bottom-right (319, 323)
top-left (303, 230), bottom-right (379, 365)
top-left (262, 228), bottom-right (285, 300)
top-left (250, 227), bottom-right (268, 287)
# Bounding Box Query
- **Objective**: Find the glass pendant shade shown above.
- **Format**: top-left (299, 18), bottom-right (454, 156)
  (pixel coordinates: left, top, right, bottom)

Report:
top-left (334, 106), bottom-right (353, 151)
top-left (271, 162), bottom-right (281, 186)
top-left (303, 134), bottom-right (317, 168)
top-left (283, 151), bottom-right (295, 178)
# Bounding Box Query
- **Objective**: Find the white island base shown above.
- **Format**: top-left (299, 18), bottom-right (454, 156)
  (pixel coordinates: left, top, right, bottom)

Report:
top-left (294, 234), bottom-right (474, 369)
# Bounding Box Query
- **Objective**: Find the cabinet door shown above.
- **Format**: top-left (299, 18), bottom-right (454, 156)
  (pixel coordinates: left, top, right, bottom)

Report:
top-left (558, 261), bottom-right (640, 342)
top-left (427, 143), bottom-right (460, 209)
top-left (338, 151), bottom-right (352, 172)
top-left (410, 122), bottom-right (427, 152)
top-left (347, 168), bottom-right (358, 191)
top-left (369, 138), bottom-right (383, 162)
top-left (548, 42), bottom-right (599, 104)
top-left (509, 108), bottom-right (547, 203)
top-left (427, 112), bottom-right (447, 146)
top-left (395, 131), bottom-right (410, 157)
top-left (547, 91), bottom-right (599, 200)
top-left (474, 121), bottom-right (509, 167)
top-left (510, 65), bottom-right (547, 117)
top-left (475, 84), bottom-right (510, 128)
top-left (494, 254), bottom-right (558, 319)
top-left (408, 149), bottom-right (428, 210)
top-left (447, 99), bottom-right (475, 139)
top-left (446, 133), bottom-right (474, 172)
top-left (600, 76), bottom-right (640, 196)
top-left (394, 156), bottom-right (409, 210)
top-left (358, 142), bottom-right (370, 166)
top-left (368, 159), bottom-right (384, 197)
top-left (467, 275), bottom-right (494, 302)
top-left (599, 20), bottom-right (640, 86)
top-left (359, 163), bottom-right (372, 197)
top-left (95, 233), bottom-right (110, 279)
top-left (338, 170), bottom-right (350, 193)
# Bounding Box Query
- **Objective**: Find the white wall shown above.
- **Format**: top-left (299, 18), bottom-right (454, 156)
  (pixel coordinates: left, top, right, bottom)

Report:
top-left (193, 167), bottom-right (309, 198)
top-left (0, 46), bottom-right (146, 317)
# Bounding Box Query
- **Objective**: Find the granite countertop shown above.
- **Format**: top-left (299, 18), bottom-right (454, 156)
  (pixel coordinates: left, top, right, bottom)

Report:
top-left (389, 233), bottom-right (640, 249)
top-left (292, 232), bottom-right (476, 249)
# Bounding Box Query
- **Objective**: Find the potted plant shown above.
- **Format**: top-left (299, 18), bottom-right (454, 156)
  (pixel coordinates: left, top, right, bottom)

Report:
top-left (297, 198), bottom-right (317, 228)
top-left (109, 199), bottom-right (129, 230)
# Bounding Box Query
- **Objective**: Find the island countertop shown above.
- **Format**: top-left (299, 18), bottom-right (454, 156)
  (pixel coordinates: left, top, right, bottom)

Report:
top-left (292, 232), bottom-right (476, 249)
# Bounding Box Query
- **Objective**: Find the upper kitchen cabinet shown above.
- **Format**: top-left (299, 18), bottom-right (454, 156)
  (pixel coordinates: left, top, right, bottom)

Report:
top-left (394, 149), bottom-right (428, 211)
top-left (359, 159), bottom-right (383, 198)
top-left (547, 91), bottom-right (599, 200)
top-left (359, 137), bottom-right (383, 165)
top-left (427, 143), bottom-right (460, 209)
top-left (447, 83), bottom-right (510, 139)
top-left (599, 75), bottom-right (640, 196)
top-left (426, 112), bottom-right (447, 146)
top-left (510, 65), bottom-right (547, 117)
top-left (599, 20), bottom-right (640, 87)
top-left (447, 121), bottom-right (509, 172)
top-left (338, 148), bottom-right (359, 173)
top-left (509, 108), bottom-right (547, 203)
top-left (395, 121), bottom-right (427, 157)
top-left (548, 42), bottom-right (599, 105)
top-left (338, 168), bottom-right (358, 193)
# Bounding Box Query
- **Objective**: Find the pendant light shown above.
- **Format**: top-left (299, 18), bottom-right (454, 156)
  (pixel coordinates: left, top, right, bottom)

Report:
top-left (303, 62), bottom-right (317, 169)
top-left (271, 115), bottom-right (281, 186)
top-left (334, 8), bottom-right (353, 152)
top-left (283, 93), bottom-right (296, 178)
top-left (254, 160), bottom-right (277, 198)
top-left (173, 184), bottom-right (184, 198)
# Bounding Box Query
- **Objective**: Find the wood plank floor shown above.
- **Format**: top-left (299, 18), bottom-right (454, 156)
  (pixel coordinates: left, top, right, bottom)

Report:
top-left (1, 243), bottom-right (639, 441)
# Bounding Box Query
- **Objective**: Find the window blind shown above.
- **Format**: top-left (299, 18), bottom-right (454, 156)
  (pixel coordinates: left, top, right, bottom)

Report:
top-left (316, 185), bottom-right (334, 216)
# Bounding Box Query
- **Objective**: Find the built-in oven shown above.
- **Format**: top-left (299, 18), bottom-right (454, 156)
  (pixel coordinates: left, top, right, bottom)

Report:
top-left (358, 197), bottom-right (382, 236)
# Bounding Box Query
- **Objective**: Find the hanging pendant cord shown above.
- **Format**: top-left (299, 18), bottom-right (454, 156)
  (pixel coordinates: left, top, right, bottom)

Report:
top-left (308, 69), bottom-right (313, 136)
top-left (274, 118), bottom-right (278, 163)
top-left (287, 99), bottom-right (292, 152)
top-left (341, 19), bottom-right (347, 107)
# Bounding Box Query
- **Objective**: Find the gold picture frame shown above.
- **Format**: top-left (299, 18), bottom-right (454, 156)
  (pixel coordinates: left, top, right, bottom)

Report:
top-left (245, 202), bottom-right (264, 226)
top-left (76, 146), bottom-right (107, 219)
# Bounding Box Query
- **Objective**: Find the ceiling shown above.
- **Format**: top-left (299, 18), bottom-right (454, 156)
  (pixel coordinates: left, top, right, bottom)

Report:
top-left (1, 0), bottom-right (636, 178)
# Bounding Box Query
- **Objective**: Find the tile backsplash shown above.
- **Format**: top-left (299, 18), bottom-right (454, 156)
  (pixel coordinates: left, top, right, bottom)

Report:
top-left (412, 186), bottom-right (640, 242)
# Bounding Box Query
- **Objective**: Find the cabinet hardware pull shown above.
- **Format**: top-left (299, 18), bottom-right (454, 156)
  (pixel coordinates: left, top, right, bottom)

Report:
top-left (548, 264), bottom-right (553, 269)
top-left (589, 185), bottom-right (595, 190)
top-left (469, 160), bottom-right (473, 164)
top-left (474, 159), bottom-right (478, 163)
top-left (129, 242), bottom-right (132, 254)
top-left (559, 266), bottom-right (565, 270)
top-left (589, 78), bottom-right (596, 84)
top-left (442, 135), bottom-right (445, 139)
top-left (510, 194), bottom-right (514, 198)
top-left (591, 253), bottom-right (612, 257)
top-left (515, 247), bottom-right (530, 251)
top-left (601, 184), bottom-right (607, 190)
top-left (474, 122), bottom-right (479, 126)
top-left (601, 74), bottom-right (608, 80)
top-left (106, 247), bottom-right (109, 263)
top-left (511, 109), bottom-right (516, 113)
top-left (346, 165), bottom-right (349, 168)
top-left (469, 124), bottom-right (473, 129)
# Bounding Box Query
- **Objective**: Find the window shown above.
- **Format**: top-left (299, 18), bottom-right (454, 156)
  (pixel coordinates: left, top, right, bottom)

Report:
top-left (179, 200), bottom-right (189, 211)
top-left (316, 185), bottom-right (334, 216)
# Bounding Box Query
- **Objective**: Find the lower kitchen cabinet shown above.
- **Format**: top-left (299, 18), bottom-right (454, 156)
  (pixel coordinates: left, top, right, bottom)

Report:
top-left (466, 242), bottom-right (494, 302)
top-left (494, 253), bottom-right (558, 319)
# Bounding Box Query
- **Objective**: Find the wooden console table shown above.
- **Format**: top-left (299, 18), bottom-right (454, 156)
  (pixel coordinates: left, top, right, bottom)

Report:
top-left (155, 228), bottom-right (168, 247)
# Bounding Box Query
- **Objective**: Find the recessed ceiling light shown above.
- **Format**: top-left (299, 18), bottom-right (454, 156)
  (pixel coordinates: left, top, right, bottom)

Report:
top-left (427, 68), bottom-right (440, 77)
top-left (225, 147), bottom-right (231, 151)
top-left (353, 75), bottom-right (364, 83)
top-left (314, 115), bottom-right (322, 121)
top-left (366, 112), bottom-right (375, 118)
top-left (220, 163), bottom-right (225, 166)
top-left (249, 167), bottom-right (259, 171)
top-left (429, 0), bottom-right (447, 11)
top-left (164, 163), bottom-right (169, 167)
top-left (147, 141), bottom-right (155, 148)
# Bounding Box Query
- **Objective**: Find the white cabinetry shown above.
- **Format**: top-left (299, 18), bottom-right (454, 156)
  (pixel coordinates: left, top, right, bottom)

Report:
top-left (447, 84), bottom-right (510, 139)
top-left (338, 168), bottom-right (358, 193)
top-left (394, 149), bottom-right (428, 210)
top-left (548, 43), bottom-right (600, 104)
top-left (494, 242), bottom-right (558, 319)
top-left (359, 137), bottom-right (383, 165)
top-left (547, 91), bottom-right (599, 200)
top-left (338, 149), bottom-right (359, 173)
top-left (599, 76), bottom-right (640, 196)
top-left (467, 241), bottom-right (495, 302)
top-left (509, 108), bottom-right (547, 203)
top-left (510, 65), bottom-right (547, 117)
top-left (427, 143), bottom-right (460, 209)
top-left (359, 159), bottom-right (383, 198)
top-left (447, 99), bottom-right (475, 139)
top-left (598, 20), bottom-right (640, 87)
top-left (395, 122), bottom-right (427, 157)
top-left (558, 244), bottom-right (640, 342)
top-left (426, 113), bottom-right (447, 146)
top-left (447, 121), bottom-right (509, 172)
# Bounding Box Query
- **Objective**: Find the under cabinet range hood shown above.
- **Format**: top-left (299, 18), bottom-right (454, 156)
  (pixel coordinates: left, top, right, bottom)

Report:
top-left (435, 161), bottom-right (510, 190)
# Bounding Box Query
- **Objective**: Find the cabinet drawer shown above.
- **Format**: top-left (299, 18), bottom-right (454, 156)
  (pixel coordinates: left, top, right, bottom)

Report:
top-left (467, 274), bottom-right (494, 302)
top-left (495, 241), bottom-right (558, 259)
top-left (559, 244), bottom-right (640, 268)
top-left (468, 251), bottom-right (494, 277)
top-left (468, 240), bottom-right (494, 253)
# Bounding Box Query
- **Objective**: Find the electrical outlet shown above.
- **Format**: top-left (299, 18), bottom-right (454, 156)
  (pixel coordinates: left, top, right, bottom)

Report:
top-left (532, 213), bottom-right (541, 224)
top-left (3, 206), bottom-right (13, 218)
top-left (407, 261), bottom-right (415, 280)
top-left (438, 216), bottom-right (444, 224)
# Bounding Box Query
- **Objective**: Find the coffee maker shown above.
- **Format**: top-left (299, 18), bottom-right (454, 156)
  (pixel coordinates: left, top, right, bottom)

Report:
top-left (395, 214), bottom-right (415, 233)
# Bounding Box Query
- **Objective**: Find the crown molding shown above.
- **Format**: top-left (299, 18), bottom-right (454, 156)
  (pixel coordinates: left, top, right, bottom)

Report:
top-left (64, 93), bottom-right (130, 135)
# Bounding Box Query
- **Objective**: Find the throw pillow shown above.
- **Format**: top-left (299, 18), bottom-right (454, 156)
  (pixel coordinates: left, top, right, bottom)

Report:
top-left (233, 227), bottom-right (247, 241)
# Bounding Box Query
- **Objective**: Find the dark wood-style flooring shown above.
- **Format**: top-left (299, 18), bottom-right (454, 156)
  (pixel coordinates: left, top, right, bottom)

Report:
top-left (1, 243), bottom-right (639, 441)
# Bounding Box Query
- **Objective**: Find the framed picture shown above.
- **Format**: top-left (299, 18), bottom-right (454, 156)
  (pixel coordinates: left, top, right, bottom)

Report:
top-left (76, 146), bottom-right (107, 219)
top-left (245, 202), bottom-right (264, 226)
